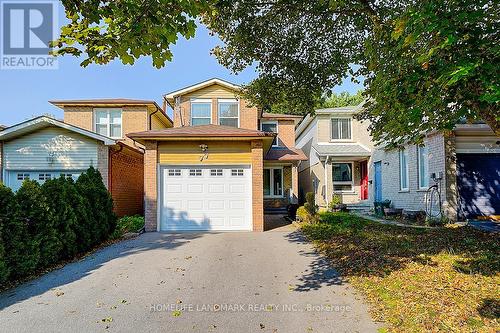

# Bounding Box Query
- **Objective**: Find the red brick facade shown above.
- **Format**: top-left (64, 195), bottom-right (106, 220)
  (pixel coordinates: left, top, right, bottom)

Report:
top-left (144, 141), bottom-right (158, 232)
top-left (110, 145), bottom-right (144, 217)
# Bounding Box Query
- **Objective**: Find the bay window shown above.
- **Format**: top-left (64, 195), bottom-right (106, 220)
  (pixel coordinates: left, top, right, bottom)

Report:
top-left (191, 99), bottom-right (211, 125)
top-left (264, 168), bottom-right (283, 197)
top-left (94, 109), bottom-right (122, 138)
top-left (218, 99), bottom-right (239, 127)
top-left (332, 163), bottom-right (353, 192)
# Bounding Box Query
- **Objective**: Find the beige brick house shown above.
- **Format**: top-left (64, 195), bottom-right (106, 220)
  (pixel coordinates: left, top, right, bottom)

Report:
top-left (296, 103), bottom-right (499, 221)
top-left (128, 78), bottom-right (306, 232)
top-left (295, 106), bottom-right (373, 208)
top-left (0, 99), bottom-right (172, 217)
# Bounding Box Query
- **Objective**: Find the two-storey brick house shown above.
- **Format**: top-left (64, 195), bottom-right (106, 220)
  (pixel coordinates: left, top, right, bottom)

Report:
top-left (128, 78), bottom-right (306, 232)
top-left (0, 99), bottom-right (172, 217)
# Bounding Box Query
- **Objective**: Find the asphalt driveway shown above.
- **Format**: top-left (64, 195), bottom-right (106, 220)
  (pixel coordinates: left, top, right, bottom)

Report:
top-left (0, 224), bottom-right (379, 333)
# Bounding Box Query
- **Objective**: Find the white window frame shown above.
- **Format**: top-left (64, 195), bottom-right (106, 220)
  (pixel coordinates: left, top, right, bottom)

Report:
top-left (332, 162), bottom-right (354, 193)
top-left (190, 98), bottom-right (212, 125)
top-left (399, 149), bottom-right (409, 191)
top-left (93, 108), bottom-right (122, 139)
top-left (217, 98), bottom-right (240, 128)
top-left (418, 145), bottom-right (429, 189)
top-left (261, 121), bottom-right (279, 147)
top-left (330, 117), bottom-right (353, 141)
top-left (263, 167), bottom-right (284, 198)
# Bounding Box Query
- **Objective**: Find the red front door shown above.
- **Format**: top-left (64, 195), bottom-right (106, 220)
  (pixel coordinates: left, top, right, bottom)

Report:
top-left (360, 161), bottom-right (368, 200)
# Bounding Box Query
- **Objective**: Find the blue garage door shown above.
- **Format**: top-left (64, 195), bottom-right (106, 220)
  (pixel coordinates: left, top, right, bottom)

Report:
top-left (457, 154), bottom-right (500, 220)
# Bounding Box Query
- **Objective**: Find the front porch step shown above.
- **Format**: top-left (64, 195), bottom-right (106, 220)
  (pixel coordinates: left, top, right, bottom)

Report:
top-left (346, 203), bottom-right (372, 212)
top-left (264, 207), bottom-right (288, 215)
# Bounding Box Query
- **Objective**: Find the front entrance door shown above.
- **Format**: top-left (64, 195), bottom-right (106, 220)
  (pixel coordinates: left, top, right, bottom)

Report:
top-left (374, 161), bottom-right (382, 202)
top-left (360, 161), bottom-right (368, 200)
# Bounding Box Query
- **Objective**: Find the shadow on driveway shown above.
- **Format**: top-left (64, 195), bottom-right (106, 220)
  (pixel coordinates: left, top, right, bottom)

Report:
top-left (0, 232), bottom-right (204, 310)
top-left (284, 229), bottom-right (344, 292)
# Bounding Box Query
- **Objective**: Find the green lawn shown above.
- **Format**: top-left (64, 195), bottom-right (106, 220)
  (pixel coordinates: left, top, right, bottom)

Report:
top-left (301, 212), bottom-right (500, 332)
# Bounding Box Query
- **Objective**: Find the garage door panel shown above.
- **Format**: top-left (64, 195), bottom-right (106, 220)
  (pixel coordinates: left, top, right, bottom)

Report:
top-left (208, 184), bottom-right (224, 193)
top-left (160, 166), bottom-right (252, 231)
top-left (457, 154), bottom-right (500, 220)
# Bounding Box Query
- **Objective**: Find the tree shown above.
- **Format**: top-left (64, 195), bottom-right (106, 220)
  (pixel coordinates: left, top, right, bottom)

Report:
top-left (358, 0), bottom-right (500, 145)
top-left (206, 0), bottom-right (499, 144)
top-left (53, 0), bottom-right (211, 67)
top-left (318, 91), bottom-right (365, 109)
top-left (54, 0), bottom-right (499, 144)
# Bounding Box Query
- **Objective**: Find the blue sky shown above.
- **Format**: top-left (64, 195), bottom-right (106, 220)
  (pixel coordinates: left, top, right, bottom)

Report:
top-left (0, 22), bottom-right (363, 126)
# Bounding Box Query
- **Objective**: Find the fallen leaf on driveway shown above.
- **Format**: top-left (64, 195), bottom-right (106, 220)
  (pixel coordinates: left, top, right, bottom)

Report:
top-left (55, 290), bottom-right (64, 297)
top-left (185, 256), bottom-right (192, 260)
top-left (260, 323), bottom-right (265, 329)
top-left (100, 317), bottom-right (113, 323)
top-left (120, 300), bottom-right (127, 304)
top-left (172, 310), bottom-right (182, 317)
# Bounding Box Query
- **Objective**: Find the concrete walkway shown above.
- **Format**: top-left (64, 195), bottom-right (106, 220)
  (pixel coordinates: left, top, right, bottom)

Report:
top-left (0, 227), bottom-right (379, 333)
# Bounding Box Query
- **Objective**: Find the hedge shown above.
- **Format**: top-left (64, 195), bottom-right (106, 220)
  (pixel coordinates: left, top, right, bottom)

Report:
top-left (0, 167), bottom-right (116, 284)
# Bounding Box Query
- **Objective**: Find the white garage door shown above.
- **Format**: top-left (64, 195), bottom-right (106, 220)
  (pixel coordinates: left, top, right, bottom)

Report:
top-left (160, 165), bottom-right (252, 231)
top-left (5, 170), bottom-right (81, 192)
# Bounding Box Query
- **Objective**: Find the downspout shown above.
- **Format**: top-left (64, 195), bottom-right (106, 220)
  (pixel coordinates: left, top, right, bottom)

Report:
top-left (324, 156), bottom-right (329, 207)
top-left (149, 106), bottom-right (160, 130)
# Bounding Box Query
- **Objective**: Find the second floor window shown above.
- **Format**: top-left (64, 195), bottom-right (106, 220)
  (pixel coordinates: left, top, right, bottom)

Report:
top-left (191, 99), bottom-right (211, 125)
top-left (331, 118), bottom-right (352, 140)
top-left (218, 99), bottom-right (239, 127)
top-left (261, 121), bottom-right (278, 146)
top-left (95, 109), bottom-right (122, 138)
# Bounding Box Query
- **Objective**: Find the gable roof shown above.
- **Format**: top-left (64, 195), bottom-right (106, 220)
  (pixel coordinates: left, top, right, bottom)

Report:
top-left (0, 124), bottom-right (6, 131)
top-left (163, 78), bottom-right (241, 101)
top-left (0, 116), bottom-right (116, 145)
top-left (128, 124), bottom-right (275, 140)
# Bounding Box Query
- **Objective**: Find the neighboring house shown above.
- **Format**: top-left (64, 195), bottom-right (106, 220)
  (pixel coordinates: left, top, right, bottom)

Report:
top-left (0, 99), bottom-right (173, 217)
top-left (369, 124), bottom-right (500, 221)
top-left (0, 125), bottom-right (5, 131)
top-left (295, 106), bottom-right (373, 208)
top-left (128, 78), bottom-right (306, 232)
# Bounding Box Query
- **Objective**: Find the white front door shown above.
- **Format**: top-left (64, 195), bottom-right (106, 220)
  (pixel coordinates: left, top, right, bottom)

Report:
top-left (160, 165), bottom-right (252, 231)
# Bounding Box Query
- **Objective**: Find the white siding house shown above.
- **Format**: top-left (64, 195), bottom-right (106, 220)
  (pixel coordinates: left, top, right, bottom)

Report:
top-left (0, 116), bottom-right (115, 191)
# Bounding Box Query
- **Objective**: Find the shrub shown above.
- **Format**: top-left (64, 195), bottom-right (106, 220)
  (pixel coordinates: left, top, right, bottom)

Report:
top-left (296, 206), bottom-right (308, 222)
top-left (76, 167), bottom-right (116, 243)
top-left (112, 215), bottom-right (145, 238)
top-left (16, 180), bottom-right (59, 268)
top-left (304, 192), bottom-right (318, 215)
top-left (0, 186), bottom-right (9, 284)
top-left (0, 183), bottom-right (37, 279)
top-left (42, 177), bottom-right (79, 259)
top-left (0, 167), bottom-right (118, 285)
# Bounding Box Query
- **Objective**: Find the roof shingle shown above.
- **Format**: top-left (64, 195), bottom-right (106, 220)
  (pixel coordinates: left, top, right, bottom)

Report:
top-left (265, 147), bottom-right (307, 161)
top-left (128, 124), bottom-right (275, 138)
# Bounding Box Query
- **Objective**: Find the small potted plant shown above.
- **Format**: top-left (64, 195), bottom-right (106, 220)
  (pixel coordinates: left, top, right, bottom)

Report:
top-left (329, 194), bottom-right (347, 212)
